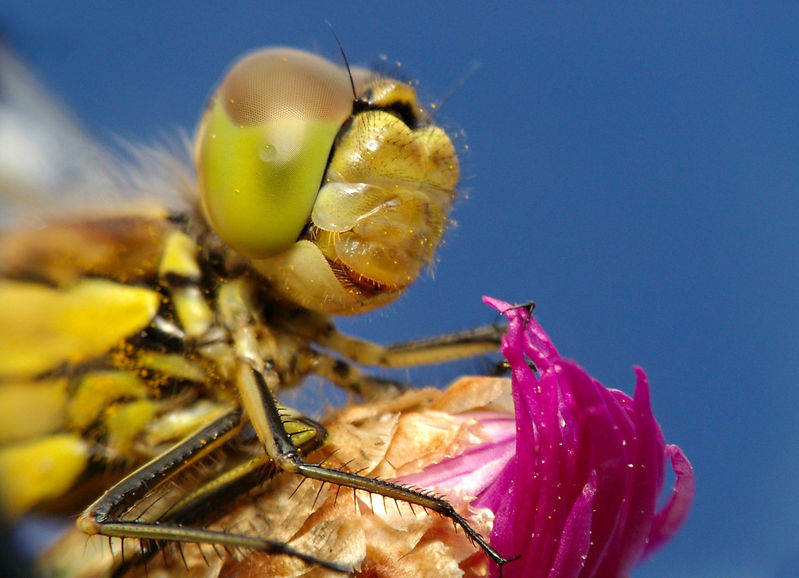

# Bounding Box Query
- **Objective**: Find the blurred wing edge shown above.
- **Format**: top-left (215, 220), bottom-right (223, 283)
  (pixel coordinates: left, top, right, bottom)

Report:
top-left (0, 44), bottom-right (194, 228)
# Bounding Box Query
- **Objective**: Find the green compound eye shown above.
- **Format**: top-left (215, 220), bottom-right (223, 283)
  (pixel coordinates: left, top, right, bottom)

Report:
top-left (195, 48), bottom-right (353, 259)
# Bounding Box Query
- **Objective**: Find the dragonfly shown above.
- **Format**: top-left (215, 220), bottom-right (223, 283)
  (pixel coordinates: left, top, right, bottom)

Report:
top-left (0, 46), bottom-right (510, 575)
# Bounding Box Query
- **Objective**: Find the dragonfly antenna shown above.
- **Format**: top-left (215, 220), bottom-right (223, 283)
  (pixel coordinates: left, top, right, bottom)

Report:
top-left (433, 60), bottom-right (481, 113)
top-left (325, 21), bottom-right (358, 101)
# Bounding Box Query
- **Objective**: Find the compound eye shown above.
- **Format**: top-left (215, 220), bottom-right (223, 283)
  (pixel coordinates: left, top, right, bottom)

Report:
top-left (195, 48), bottom-right (353, 259)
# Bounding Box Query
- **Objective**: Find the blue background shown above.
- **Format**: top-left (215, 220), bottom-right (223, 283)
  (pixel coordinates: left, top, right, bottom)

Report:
top-left (2, 3), bottom-right (797, 577)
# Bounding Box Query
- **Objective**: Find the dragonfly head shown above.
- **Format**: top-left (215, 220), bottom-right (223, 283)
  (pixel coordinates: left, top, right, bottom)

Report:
top-left (195, 48), bottom-right (459, 315)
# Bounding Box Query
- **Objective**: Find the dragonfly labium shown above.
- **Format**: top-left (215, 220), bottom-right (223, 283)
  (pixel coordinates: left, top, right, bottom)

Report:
top-left (0, 46), bottom-right (511, 576)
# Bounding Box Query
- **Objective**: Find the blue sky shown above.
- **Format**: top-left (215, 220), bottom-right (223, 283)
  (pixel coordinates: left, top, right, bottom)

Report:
top-left (2, 3), bottom-right (797, 576)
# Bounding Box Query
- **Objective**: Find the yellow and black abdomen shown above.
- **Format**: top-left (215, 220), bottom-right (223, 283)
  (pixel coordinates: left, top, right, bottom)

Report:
top-left (0, 212), bottom-right (226, 517)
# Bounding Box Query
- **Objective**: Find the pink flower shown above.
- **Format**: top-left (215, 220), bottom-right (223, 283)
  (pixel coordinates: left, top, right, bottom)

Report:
top-left (396, 297), bottom-right (694, 577)
top-left (468, 297), bottom-right (695, 577)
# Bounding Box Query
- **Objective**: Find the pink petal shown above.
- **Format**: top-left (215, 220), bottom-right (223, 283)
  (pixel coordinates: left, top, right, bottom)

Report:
top-left (643, 444), bottom-right (696, 558)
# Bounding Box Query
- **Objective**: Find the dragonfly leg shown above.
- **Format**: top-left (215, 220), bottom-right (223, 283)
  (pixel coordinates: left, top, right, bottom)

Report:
top-left (271, 306), bottom-right (504, 368)
top-left (237, 364), bottom-right (511, 571)
top-left (301, 349), bottom-right (408, 399)
top-left (76, 409), bottom-right (346, 574)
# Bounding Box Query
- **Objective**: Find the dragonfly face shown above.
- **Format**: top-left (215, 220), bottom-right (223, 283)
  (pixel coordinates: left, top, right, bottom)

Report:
top-left (196, 48), bottom-right (459, 315)
top-left (0, 47), bottom-right (507, 575)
